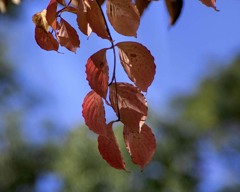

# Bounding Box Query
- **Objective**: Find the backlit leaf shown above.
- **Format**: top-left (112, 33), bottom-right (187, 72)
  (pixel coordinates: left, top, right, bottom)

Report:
top-left (62, 6), bottom-right (78, 14)
top-left (106, 0), bottom-right (140, 37)
top-left (82, 90), bottom-right (107, 135)
top-left (117, 41), bottom-right (156, 92)
top-left (124, 123), bottom-right (156, 170)
top-left (32, 9), bottom-right (50, 32)
top-left (76, 1), bottom-right (92, 36)
top-left (86, 48), bottom-right (109, 99)
top-left (135, 0), bottom-right (150, 16)
top-left (98, 122), bottom-right (126, 170)
top-left (165, 0), bottom-right (183, 25)
top-left (46, 0), bottom-right (58, 31)
top-left (109, 83), bottom-right (148, 129)
top-left (200, 0), bottom-right (219, 11)
top-left (35, 27), bottom-right (59, 51)
top-left (57, 18), bottom-right (80, 53)
top-left (56, 0), bottom-right (66, 6)
top-left (86, 0), bottom-right (110, 40)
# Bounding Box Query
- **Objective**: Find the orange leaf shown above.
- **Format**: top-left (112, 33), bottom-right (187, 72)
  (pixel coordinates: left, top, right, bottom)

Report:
top-left (200, 0), bottom-right (219, 11)
top-left (86, 48), bottom-right (109, 99)
top-left (98, 122), bottom-right (126, 170)
top-left (165, 0), bottom-right (183, 26)
top-left (82, 90), bottom-right (107, 135)
top-left (35, 27), bottom-right (59, 51)
top-left (124, 123), bottom-right (156, 170)
top-left (109, 83), bottom-right (148, 129)
top-left (46, 0), bottom-right (58, 31)
top-left (57, 18), bottom-right (80, 53)
top-left (106, 0), bottom-right (140, 37)
top-left (116, 41), bottom-right (156, 92)
top-left (86, 0), bottom-right (110, 40)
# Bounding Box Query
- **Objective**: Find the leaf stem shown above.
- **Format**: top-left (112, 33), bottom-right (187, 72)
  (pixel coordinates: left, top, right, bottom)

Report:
top-left (56, 0), bottom-right (73, 16)
top-left (96, 0), bottom-right (120, 120)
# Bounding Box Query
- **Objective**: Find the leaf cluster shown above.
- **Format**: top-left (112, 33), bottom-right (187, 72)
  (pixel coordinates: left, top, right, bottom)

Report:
top-left (32, 0), bottom-right (219, 170)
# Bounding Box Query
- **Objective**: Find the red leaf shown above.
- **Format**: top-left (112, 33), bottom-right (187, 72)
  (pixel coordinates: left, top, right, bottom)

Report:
top-left (98, 122), bottom-right (126, 170)
top-left (86, 0), bottom-right (110, 40)
top-left (82, 90), bottom-right (107, 135)
top-left (109, 83), bottom-right (148, 129)
top-left (46, 0), bottom-right (58, 31)
top-left (124, 123), bottom-right (156, 170)
top-left (200, 0), bottom-right (219, 11)
top-left (57, 18), bottom-right (80, 53)
top-left (165, 0), bottom-right (183, 25)
top-left (116, 42), bottom-right (156, 92)
top-left (86, 48), bottom-right (109, 99)
top-left (35, 27), bottom-right (59, 51)
top-left (106, 0), bottom-right (140, 37)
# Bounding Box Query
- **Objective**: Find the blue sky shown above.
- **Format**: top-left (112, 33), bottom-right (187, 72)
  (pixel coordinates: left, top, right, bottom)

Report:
top-left (3, 0), bottom-right (240, 129)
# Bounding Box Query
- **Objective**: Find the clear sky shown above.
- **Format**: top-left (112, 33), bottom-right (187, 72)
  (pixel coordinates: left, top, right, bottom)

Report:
top-left (3, 0), bottom-right (240, 129)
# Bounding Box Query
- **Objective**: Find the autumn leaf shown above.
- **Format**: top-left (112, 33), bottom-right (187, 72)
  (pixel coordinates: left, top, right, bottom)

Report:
top-left (56, 0), bottom-right (66, 6)
top-left (57, 18), bottom-right (80, 53)
top-left (109, 83), bottom-right (148, 129)
top-left (98, 122), bottom-right (126, 170)
top-left (32, 9), bottom-right (50, 32)
top-left (46, 0), bottom-right (58, 31)
top-left (86, 49), bottom-right (109, 99)
top-left (200, 0), bottom-right (219, 11)
top-left (62, 6), bottom-right (78, 14)
top-left (117, 41), bottom-right (156, 92)
top-left (135, 0), bottom-right (150, 16)
top-left (76, 1), bottom-right (92, 36)
top-left (165, 0), bottom-right (183, 25)
top-left (86, 0), bottom-right (110, 40)
top-left (35, 27), bottom-right (59, 51)
top-left (124, 123), bottom-right (156, 170)
top-left (106, 0), bottom-right (140, 37)
top-left (82, 90), bottom-right (107, 136)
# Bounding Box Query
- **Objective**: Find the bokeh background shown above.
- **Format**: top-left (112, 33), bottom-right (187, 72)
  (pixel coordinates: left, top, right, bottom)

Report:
top-left (0, 0), bottom-right (240, 191)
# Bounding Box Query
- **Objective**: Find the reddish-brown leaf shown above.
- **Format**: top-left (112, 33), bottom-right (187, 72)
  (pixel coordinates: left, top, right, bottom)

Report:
top-left (56, 0), bottom-right (66, 6)
top-left (86, 48), bottom-right (109, 99)
top-left (62, 6), bottom-right (78, 14)
top-left (98, 122), bottom-right (126, 170)
top-left (124, 123), bottom-right (156, 170)
top-left (106, 0), bottom-right (140, 37)
top-left (165, 0), bottom-right (183, 25)
top-left (116, 42), bottom-right (156, 92)
top-left (35, 27), bottom-right (59, 51)
top-left (57, 18), bottom-right (80, 53)
top-left (135, 0), bottom-right (150, 16)
top-left (76, 1), bottom-right (92, 36)
top-left (109, 83), bottom-right (148, 129)
top-left (200, 0), bottom-right (219, 11)
top-left (82, 90), bottom-right (107, 135)
top-left (46, 0), bottom-right (58, 31)
top-left (86, 0), bottom-right (110, 40)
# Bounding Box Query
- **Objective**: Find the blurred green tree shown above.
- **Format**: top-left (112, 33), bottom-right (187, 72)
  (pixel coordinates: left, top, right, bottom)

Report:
top-left (55, 56), bottom-right (240, 192)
